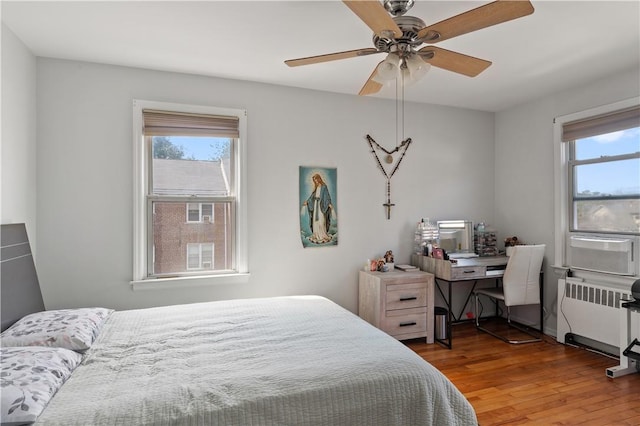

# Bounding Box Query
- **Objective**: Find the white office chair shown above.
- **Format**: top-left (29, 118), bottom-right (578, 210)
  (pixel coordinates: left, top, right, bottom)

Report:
top-left (474, 244), bottom-right (545, 344)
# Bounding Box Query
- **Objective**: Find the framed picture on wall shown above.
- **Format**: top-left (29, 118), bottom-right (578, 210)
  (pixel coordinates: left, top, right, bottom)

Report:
top-left (299, 166), bottom-right (338, 248)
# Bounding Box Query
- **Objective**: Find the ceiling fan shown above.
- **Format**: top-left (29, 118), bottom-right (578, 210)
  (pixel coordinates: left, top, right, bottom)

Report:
top-left (285, 0), bottom-right (534, 96)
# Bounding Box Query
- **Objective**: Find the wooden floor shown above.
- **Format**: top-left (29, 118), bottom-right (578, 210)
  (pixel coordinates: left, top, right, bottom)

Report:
top-left (405, 320), bottom-right (640, 425)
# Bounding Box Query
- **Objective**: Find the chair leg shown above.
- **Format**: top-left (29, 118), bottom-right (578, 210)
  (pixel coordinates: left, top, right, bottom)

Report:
top-left (475, 298), bottom-right (542, 344)
top-left (474, 292), bottom-right (480, 327)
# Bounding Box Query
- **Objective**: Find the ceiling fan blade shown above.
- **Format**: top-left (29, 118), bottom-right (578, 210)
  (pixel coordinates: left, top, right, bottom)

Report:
top-left (418, 46), bottom-right (491, 77)
top-left (359, 62), bottom-right (384, 96)
top-left (285, 48), bottom-right (381, 67)
top-left (417, 0), bottom-right (534, 43)
top-left (343, 0), bottom-right (402, 38)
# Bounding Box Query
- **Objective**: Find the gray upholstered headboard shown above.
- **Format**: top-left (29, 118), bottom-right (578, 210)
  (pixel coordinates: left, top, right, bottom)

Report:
top-left (1, 223), bottom-right (45, 331)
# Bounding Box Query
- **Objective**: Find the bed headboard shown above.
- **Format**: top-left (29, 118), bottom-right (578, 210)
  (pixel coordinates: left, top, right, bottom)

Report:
top-left (1, 223), bottom-right (45, 331)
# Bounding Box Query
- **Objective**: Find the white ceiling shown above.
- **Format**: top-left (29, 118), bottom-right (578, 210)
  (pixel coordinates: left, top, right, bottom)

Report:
top-left (2, 1), bottom-right (639, 112)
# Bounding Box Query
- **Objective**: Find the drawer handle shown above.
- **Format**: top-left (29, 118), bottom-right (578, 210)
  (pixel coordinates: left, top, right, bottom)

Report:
top-left (463, 270), bottom-right (476, 274)
top-left (399, 296), bottom-right (417, 301)
top-left (399, 321), bottom-right (417, 327)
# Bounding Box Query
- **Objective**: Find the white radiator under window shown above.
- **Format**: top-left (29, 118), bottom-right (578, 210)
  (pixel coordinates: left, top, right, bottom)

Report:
top-left (557, 278), bottom-right (631, 352)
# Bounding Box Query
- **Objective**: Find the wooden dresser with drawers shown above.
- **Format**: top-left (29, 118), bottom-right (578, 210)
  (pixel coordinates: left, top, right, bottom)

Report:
top-left (358, 270), bottom-right (434, 343)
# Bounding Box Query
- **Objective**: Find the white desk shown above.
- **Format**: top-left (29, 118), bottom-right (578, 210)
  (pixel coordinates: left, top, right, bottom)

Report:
top-left (411, 254), bottom-right (543, 349)
top-left (413, 255), bottom-right (509, 282)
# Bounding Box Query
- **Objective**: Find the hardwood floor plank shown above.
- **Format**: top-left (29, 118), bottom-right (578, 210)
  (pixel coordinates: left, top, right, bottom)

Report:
top-left (405, 322), bottom-right (640, 425)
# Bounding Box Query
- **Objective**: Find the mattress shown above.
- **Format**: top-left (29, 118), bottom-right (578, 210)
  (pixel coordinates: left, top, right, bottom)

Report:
top-left (36, 296), bottom-right (477, 425)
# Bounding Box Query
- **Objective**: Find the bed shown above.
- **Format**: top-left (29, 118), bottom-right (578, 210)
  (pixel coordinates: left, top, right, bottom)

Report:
top-left (1, 223), bottom-right (478, 425)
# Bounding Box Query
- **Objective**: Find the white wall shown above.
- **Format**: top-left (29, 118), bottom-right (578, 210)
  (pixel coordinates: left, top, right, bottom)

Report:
top-left (8, 18), bottom-right (639, 332)
top-left (8, 22), bottom-right (638, 333)
top-left (494, 66), bottom-right (640, 336)
top-left (35, 58), bottom-right (495, 313)
top-left (1, 23), bottom-right (37, 248)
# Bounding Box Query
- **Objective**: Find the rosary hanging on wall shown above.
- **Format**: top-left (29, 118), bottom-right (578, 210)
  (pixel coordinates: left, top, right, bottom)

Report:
top-left (365, 134), bottom-right (412, 220)
top-left (363, 64), bottom-right (415, 219)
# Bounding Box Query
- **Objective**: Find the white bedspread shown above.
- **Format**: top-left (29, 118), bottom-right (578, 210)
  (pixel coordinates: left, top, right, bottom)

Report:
top-left (37, 296), bottom-right (477, 425)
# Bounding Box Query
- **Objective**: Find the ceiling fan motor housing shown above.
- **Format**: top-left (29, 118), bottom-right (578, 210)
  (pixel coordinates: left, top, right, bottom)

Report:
top-left (372, 15), bottom-right (426, 53)
top-left (384, 0), bottom-right (415, 16)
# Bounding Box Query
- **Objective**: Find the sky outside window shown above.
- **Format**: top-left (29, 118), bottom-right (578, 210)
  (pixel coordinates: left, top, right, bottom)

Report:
top-left (575, 128), bottom-right (640, 195)
top-left (167, 136), bottom-right (231, 161)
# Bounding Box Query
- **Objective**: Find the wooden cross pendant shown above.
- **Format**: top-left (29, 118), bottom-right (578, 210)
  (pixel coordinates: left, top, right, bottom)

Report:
top-left (383, 200), bottom-right (395, 220)
top-left (383, 179), bottom-right (394, 220)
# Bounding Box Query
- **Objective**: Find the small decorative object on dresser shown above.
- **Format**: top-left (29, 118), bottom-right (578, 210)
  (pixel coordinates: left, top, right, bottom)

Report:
top-left (358, 270), bottom-right (435, 343)
top-left (384, 250), bottom-right (394, 271)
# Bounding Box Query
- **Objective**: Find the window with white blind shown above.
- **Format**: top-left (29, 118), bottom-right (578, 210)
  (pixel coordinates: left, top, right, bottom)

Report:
top-left (554, 98), bottom-right (640, 274)
top-left (132, 100), bottom-right (248, 286)
top-left (563, 105), bottom-right (639, 235)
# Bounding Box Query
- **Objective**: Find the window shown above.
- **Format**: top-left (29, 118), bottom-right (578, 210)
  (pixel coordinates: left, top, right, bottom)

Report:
top-left (132, 100), bottom-right (248, 284)
top-left (554, 98), bottom-right (640, 271)
top-left (569, 130), bottom-right (639, 234)
top-left (187, 243), bottom-right (214, 270)
top-left (187, 203), bottom-right (213, 223)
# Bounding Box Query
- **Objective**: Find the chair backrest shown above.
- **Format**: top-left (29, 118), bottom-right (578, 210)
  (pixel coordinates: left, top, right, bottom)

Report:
top-left (502, 244), bottom-right (545, 307)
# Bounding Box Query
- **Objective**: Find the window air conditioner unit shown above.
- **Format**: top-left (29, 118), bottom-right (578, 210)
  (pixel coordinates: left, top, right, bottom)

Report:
top-left (568, 235), bottom-right (637, 276)
top-left (202, 215), bottom-right (211, 223)
top-left (202, 261), bottom-right (212, 268)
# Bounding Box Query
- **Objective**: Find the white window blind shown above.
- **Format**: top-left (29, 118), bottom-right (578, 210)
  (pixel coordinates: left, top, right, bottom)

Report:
top-left (561, 105), bottom-right (640, 142)
top-left (143, 110), bottom-right (239, 138)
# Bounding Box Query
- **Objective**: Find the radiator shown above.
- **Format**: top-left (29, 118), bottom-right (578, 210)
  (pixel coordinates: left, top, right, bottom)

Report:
top-left (557, 278), bottom-right (631, 351)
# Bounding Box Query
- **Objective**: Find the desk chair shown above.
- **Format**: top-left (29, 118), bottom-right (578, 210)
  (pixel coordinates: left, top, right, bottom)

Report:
top-left (474, 244), bottom-right (545, 344)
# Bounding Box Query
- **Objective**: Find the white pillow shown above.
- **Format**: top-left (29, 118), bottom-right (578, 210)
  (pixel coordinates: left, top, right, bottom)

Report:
top-left (1, 346), bottom-right (82, 425)
top-left (1, 307), bottom-right (113, 353)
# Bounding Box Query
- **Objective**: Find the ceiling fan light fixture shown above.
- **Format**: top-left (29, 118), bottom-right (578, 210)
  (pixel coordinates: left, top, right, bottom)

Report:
top-left (405, 54), bottom-right (431, 82)
top-left (373, 53), bottom-right (400, 82)
top-left (401, 66), bottom-right (416, 87)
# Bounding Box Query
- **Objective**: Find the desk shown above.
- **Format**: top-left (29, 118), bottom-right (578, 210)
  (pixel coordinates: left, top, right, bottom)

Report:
top-left (412, 254), bottom-right (543, 348)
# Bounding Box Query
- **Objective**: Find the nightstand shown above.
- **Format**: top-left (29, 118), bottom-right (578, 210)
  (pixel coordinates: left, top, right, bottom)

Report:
top-left (358, 270), bottom-right (434, 343)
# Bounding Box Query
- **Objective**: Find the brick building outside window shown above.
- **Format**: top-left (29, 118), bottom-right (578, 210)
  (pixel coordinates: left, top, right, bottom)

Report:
top-left (152, 158), bottom-right (232, 275)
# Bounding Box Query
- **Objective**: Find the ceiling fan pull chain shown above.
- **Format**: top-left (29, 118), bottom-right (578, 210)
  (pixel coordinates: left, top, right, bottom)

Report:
top-left (395, 76), bottom-right (399, 148)
top-left (401, 72), bottom-right (405, 143)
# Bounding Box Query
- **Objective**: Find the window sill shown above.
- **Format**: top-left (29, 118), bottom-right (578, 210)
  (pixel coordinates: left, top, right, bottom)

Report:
top-left (553, 265), bottom-right (638, 289)
top-left (130, 273), bottom-right (250, 291)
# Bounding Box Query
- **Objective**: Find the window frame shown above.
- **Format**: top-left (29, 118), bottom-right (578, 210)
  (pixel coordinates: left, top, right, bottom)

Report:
top-left (553, 97), bottom-right (640, 271)
top-left (132, 99), bottom-right (249, 288)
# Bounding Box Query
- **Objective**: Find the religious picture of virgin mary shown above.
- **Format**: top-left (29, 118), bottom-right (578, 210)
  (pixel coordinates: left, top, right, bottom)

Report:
top-left (299, 167), bottom-right (338, 247)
